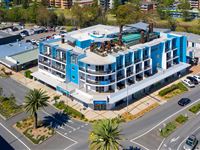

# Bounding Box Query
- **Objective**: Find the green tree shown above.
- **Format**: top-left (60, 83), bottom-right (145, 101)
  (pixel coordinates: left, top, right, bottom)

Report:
top-left (178, 0), bottom-right (190, 10)
top-left (57, 13), bottom-right (66, 26)
top-left (24, 89), bottom-right (49, 129)
top-left (115, 3), bottom-right (140, 45)
top-left (0, 87), bottom-right (3, 96)
top-left (89, 119), bottom-right (122, 150)
top-left (22, 0), bottom-right (29, 9)
top-left (168, 17), bottom-right (177, 31)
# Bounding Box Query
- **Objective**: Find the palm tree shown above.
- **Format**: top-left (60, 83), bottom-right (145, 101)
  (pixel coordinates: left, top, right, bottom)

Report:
top-left (89, 119), bottom-right (122, 150)
top-left (24, 89), bottom-right (49, 129)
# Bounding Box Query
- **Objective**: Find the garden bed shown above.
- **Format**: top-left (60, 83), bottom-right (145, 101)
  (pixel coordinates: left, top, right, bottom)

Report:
top-left (14, 117), bottom-right (55, 144)
top-left (0, 96), bottom-right (23, 119)
top-left (54, 101), bottom-right (85, 120)
top-left (158, 82), bottom-right (188, 99)
top-left (189, 103), bottom-right (200, 114)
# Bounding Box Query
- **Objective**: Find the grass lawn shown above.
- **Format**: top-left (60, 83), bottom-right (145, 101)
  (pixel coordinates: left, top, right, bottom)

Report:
top-left (15, 117), bottom-right (55, 144)
top-left (158, 82), bottom-right (188, 99)
top-left (0, 96), bottom-right (23, 119)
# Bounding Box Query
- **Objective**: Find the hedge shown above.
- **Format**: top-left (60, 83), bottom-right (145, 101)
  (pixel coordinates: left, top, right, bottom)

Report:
top-left (24, 70), bottom-right (33, 79)
top-left (159, 84), bottom-right (178, 96)
top-left (158, 82), bottom-right (188, 97)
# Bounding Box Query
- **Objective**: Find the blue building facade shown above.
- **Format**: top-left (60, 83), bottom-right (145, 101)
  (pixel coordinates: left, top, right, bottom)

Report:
top-left (34, 24), bottom-right (190, 110)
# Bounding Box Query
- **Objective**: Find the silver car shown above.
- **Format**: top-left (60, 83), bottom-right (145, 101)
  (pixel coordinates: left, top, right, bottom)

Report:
top-left (183, 135), bottom-right (198, 150)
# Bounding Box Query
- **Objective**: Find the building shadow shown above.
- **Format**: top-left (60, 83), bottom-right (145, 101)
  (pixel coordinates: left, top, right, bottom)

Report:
top-left (42, 112), bottom-right (70, 129)
top-left (0, 135), bottom-right (15, 150)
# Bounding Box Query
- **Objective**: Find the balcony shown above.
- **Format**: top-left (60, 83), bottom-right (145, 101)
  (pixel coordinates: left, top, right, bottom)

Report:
top-left (125, 62), bottom-right (132, 67)
top-left (134, 58), bottom-right (141, 64)
top-left (86, 79), bottom-right (115, 85)
top-left (43, 52), bottom-right (51, 57)
top-left (144, 65), bottom-right (150, 70)
top-left (52, 65), bottom-right (65, 73)
top-left (79, 67), bottom-right (85, 72)
top-left (143, 55), bottom-right (149, 60)
top-left (136, 68), bottom-right (142, 74)
top-left (127, 78), bottom-right (134, 85)
top-left (116, 65), bottom-right (123, 70)
top-left (53, 56), bottom-right (66, 63)
top-left (39, 60), bottom-right (51, 67)
top-left (117, 74), bottom-right (125, 81)
top-left (117, 83), bottom-right (125, 90)
top-left (127, 71), bottom-right (133, 77)
top-left (86, 69), bottom-right (115, 75)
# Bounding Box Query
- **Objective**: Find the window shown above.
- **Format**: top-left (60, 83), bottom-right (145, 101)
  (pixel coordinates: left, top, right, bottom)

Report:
top-left (71, 54), bottom-right (78, 64)
top-left (72, 66), bottom-right (75, 70)
top-left (72, 75), bottom-right (75, 80)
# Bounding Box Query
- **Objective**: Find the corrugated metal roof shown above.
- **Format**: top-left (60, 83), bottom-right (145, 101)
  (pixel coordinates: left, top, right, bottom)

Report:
top-left (11, 49), bottom-right (38, 65)
top-left (0, 42), bottom-right (37, 58)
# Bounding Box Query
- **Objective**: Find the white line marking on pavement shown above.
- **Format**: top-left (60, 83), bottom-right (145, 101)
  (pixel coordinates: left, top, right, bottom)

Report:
top-left (170, 136), bottom-right (180, 143)
top-left (157, 138), bottom-right (165, 150)
top-left (56, 131), bottom-right (78, 150)
top-left (77, 127), bottom-right (80, 130)
top-left (177, 126), bottom-right (200, 150)
top-left (0, 123), bottom-right (31, 150)
top-left (131, 141), bottom-right (150, 150)
top-left (42, 110), bottom-right (76, 130)
top-left (81, 125), bottom-right (84, 128)
top-left (131, 98), bottom-right (200, 141)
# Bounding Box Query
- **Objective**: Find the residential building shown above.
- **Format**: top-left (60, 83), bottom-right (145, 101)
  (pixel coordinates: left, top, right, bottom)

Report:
top-left (32, 22), bottom-right (190, 110)
top-left (189, 0), bottom-right (200, 9)
top-left (49, 0), bottom-right (93, 8)
top-left (98, 0), bottom-right (113, 10)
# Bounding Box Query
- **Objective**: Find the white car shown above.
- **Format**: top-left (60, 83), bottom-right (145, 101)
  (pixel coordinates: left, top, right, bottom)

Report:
top-left (192, 75), bottom-right (200, 83)
top-left (182, 79), bottom-right (195, 88)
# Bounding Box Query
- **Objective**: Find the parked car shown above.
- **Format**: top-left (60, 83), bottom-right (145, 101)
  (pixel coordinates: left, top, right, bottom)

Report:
top-left (192, 75), bottom-right (200, 83)
top-left (183, 135), bottom-right (198, 150)
top-left (178, 98), bottom-right (191, 106)
top-left (182, 79), bottom-right (195, 88)
top-left (187, 76), bottom-right (199, 85)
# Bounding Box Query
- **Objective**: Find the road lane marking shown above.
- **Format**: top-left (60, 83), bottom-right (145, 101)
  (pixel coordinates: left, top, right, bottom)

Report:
top-left (131, 98), bottom-right (200, 141)
top-left (56, 131), bottom-right (78, 150)
top-left (42, 110), bottom-right (76, 130)
top-left (131, 141), bottom-right (150, 150)
top-left (177, 126), bottom-right (200, 150)
top-left (170, 136), bottom-right (180, 143)
top-left (0, 123), bottom-right (30, 150)
top-left (157, 138), bottom-right (165, 150)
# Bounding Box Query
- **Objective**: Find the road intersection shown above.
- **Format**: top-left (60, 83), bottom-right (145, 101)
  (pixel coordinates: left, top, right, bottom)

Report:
top-left (1, 77), bottom-right (200, 150)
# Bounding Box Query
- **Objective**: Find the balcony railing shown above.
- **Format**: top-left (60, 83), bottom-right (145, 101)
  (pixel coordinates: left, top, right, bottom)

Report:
top-left (86, 69), bottom-right (115, 75)
top-left (53, 56), bottom-right (66, 63)
top-left (136, 68), bottom-right (142, 73)
top-left (117, 75), bottom-right (125, 81)
top-left (39, 60), bottom-right (51, 67)
top-left (117, 65), bottom-right (123, 70)
top-left (43, 52), bottom-right (51, 57)
top-left (127, 71), bottom-right (133, 77)
top-left (143, 55), bottom-right (149, 60)
top-left (87, 79), bottom-right (115, 85)
top-left (52, 65), bottom-right (65, 73)
top-left (144, 65), bottom-right (150, 70)
top-left (134, 58), bottom-right (141, 63)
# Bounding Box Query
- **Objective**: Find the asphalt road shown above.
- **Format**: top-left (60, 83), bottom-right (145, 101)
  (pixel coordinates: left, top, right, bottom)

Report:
top-left (1, 77), bottom-right (200, 150)
top-left (161, 112), bottom-right (200, 150)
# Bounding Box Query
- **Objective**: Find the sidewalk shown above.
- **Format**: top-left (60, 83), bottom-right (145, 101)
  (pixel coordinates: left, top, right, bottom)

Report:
top-left (5, 64), bottom-right (200, 121)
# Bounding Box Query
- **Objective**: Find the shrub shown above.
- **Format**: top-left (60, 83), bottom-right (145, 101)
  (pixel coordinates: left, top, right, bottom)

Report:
top-left (175, 115), bottom-right (188, 124)
top-left (24, 70), bottom-right (33, 79)
top-left (159, 84), bottom-right (178, 96)
top-left (177, 82), bottom-right (188, 91)
top-left (189, 103), bottom-right (200, 114)
top-left (160, 122), bottom-right (176, 137)
top-left (54, 101), bottom-right (85, 119)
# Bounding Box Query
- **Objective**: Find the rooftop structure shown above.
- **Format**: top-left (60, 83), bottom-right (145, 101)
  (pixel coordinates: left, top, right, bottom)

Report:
top-left (33, 23), bottom-right (190, 110)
